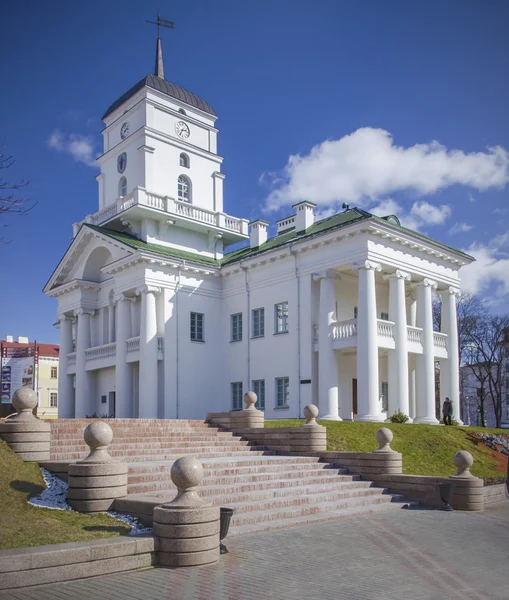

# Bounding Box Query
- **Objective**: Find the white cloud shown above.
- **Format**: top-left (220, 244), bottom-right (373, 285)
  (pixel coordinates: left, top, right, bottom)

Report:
top-left (369, 198), bottom-right (451, 231)
top-left (47, 129), bottom-right (97, 167)
top-left (461, 234), bottom-right (509, 301)
top-left (410, 201), bottom-right (451, 225)
top-left (263, 127), bottom-right (509, 212)
top-left (449, 222), bottom-right (473, 235)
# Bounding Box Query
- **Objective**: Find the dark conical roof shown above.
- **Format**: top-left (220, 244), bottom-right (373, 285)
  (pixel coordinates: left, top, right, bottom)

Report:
top-left (102, 74), bottom-right (217, 120)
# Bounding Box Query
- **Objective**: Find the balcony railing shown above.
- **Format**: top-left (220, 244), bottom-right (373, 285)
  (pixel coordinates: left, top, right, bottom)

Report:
top-left (377, 319), bottom-right (395, 339)
top-left (126, 336), bottom-right (140, 355)
top-left (407, 326), bottom-right (422, 345)
top-left (80, 187), bottom-right (248, 236)
top-left (332, 318), bottom-right (357, 340)
top-left (433, 331), bottom-right (448, 350)
top-left (85, 342), bottom-right (116, 362)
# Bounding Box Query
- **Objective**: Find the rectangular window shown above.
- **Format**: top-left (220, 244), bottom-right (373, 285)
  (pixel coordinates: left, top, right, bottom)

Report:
top-left (50, 366), bottom-right (58, 379)
top-left (231, 313), bottom-right (242, 342)
top-left (354, 306), bottom-right (358, 319)
top-left (252, 308), bottom-right (265, 338)
top-left (231, 382), bottom-right (243, 411)
top-left (50, 392), bottom-right (58, 408)
top-left (252, 379), bottom-right (265, 409)
top-left (275, 377), bottom-right (289, 408)
top-left (190, 312), bottom-right (204, 342)
top-left (274, 302), bottom-right (289, 334)
top-left (381, 381), bottom-right (389, 413)
top-left (380, 312), bottom-right (389, 321)
top-left (101, 395), bottom-right (107, 404)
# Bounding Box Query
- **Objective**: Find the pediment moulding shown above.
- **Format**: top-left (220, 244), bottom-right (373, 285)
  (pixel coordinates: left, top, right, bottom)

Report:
top-left (47, 279), bottom-right (101, 298)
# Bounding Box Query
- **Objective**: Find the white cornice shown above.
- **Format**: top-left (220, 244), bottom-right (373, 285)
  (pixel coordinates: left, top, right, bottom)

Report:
top-left (46, 279), bottom-right (101, 298)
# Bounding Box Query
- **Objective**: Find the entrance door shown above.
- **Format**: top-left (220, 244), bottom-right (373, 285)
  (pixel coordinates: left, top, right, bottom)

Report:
top-left (108, 391), bottom-right (116, 417)
top-left (352, 378), bottom-right (358, 417)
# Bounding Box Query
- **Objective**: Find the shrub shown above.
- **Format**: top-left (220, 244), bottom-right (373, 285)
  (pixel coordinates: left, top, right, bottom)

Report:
top-left (389, 410), bottom-right (409, 424)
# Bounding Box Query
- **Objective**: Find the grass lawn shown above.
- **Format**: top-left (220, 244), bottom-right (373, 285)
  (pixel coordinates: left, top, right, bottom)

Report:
top-left (0, 440), bottom-right (131, 550)
top-left (265, 420), bottom-right (508, 482)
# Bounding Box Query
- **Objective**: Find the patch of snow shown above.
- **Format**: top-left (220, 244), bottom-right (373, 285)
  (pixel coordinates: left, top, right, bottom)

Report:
top-left (28, 467), bottom-right (153, 536)
top-left (473, 432), bottom-right (509, 456)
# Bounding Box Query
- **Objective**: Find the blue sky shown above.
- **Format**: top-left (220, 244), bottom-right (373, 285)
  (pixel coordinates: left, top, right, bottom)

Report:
top-left (1, 0), bottom-right (508, 344)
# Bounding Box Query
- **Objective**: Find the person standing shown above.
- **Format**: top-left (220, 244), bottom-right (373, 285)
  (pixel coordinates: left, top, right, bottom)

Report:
top-left (443, 397), bottom-right (453, 426)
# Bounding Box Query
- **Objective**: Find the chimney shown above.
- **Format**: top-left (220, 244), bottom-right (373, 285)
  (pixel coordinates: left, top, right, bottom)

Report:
top-left (293, 201), bottom-right (316, 232)
top-left (17, 336), bottom-right (29, 344)
top-left (249, 220), bottom-right (269, 249)
top-left (6, 335), bottom-right (13, 343)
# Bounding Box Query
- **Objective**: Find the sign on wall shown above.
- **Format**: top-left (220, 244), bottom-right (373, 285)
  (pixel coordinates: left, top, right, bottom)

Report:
top-left (0, 344), bottom-right (38, 404)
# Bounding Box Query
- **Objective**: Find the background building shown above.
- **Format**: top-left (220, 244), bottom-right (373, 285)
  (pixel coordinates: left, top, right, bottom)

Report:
top-left (0, 336), bottom-right (60, 419)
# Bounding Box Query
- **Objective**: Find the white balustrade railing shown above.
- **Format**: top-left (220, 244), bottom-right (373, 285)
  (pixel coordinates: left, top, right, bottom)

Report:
top-left (332, 318), bottom-right (357, 340)
top-left (85, 342), bottom-right (117, 362)
top-left (83, 187), bottom-right (247, 235)
top-left (67, 352), bottom-right (76, 367)
top-left (433, 331), bottom-right (448, 349)
top-left (126, 336), bottom-right (140, 355)
top-left (377, 319), bottom-right (395, 339)
top-left (407, 326), bottom-right (423, 345)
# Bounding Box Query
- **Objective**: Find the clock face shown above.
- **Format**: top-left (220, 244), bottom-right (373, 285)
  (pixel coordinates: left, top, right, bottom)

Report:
top-left (120, 122), bottom-right (130, 140)
top-left (175, 120), bottom-right (190, 139)
top-left (117, 152), bottom-right (127, 173)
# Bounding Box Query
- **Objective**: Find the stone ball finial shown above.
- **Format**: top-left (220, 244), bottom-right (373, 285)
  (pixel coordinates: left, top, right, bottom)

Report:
top-left (168, 456), bottom-right (207, 507)
top-left (244, 391), bottom-right (258, 411)
top-left (374, 427), bottom-right (395, 452)
top-left (81, 421), bottom-right (114, 463)
top-left (11, 388), bottom-right (38, 422)
top-left (303, 404), bottom-right (319, 426)
top-left (452, 450), bottom-right (474, 478)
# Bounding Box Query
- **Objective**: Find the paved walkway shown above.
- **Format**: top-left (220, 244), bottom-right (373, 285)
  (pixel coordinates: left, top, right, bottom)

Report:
top-left (2, 503), bottom-right (509, 600)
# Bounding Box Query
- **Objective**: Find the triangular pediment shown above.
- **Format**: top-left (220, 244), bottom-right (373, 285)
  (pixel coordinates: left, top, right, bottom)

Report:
top-left (43, 225), bottom-right (136, 293)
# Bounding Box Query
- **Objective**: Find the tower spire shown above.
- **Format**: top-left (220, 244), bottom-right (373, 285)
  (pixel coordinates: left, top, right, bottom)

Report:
top-left (146, 14), bottom-right (174, 80)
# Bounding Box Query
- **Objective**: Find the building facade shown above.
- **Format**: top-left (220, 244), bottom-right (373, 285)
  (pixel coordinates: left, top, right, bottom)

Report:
top-left (44, 41), bottom-right (474, 422)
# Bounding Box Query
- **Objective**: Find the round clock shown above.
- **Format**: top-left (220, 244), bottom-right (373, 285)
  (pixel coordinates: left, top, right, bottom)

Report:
top-left (117, 152), bottom-right (127, 173)
top-left (120, 122), bottom-right (130, 140)
top-left (175, 120), bottom-right (190, 139)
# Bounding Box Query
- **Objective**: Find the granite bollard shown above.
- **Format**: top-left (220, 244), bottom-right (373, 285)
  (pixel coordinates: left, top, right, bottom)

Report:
top-left (154, 456), bottom-right (220, 567)
top-left (67, 421), bottom-right (128, 513)
top-left (0, 388), bottom-right (50, 461)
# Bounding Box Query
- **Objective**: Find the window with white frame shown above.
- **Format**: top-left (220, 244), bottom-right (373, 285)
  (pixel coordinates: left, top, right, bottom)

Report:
top-left (275, 377), bottom-right (289, 408)
top-left (119, 176), bottom-right (127, 197)
top-left (231, 313), bottom-right (242, 342)
top-left (381, 381), bottom-right (389, 412)
top-left (178, 175), bottom-right (191, 203)
top-left (50, 366), bottom-right (57, 378)
top-left (252, 308), bottom-right (265, 338)
top-left (190, 312), bottom-right (204, 342)
top-left (179, 153), bottom-right (190, 168)
top-left (231, 382), bottom-right (243, 410)
top-left (49, 392), bottom-right (58, 408)
top-left (274, 302), bottom-right (289, 334)
top-left (252, 379), bottom-right (265, 409)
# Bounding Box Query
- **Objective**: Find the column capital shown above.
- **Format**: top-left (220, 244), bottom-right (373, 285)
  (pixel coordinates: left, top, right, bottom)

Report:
top-left (439, 286), bottom-right (460, 297)
top-left (73, 308), bottom-right (95, 317)
top-left (352, 260), bottom-right (382, 272)
top-left (412, 278), bottom-right (437, 290)
top-left (383, 270), bottom-right (411, 281)
top-left (113, 292), bottom-right (136, 304)
top-left (58, 314), bottom-right (74, 323)
top-left (313, 270), bottom-right (341, 282)
top-left (136, 284), bottom-right (161, 296)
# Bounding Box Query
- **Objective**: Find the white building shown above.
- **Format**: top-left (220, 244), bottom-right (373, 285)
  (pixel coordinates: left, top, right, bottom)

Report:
top-left (44, 40), bottom-right (475, 422)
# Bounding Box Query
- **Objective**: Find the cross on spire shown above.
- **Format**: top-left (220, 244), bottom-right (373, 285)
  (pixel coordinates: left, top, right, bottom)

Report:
top-left (146, 14), bottom-right (174, 79)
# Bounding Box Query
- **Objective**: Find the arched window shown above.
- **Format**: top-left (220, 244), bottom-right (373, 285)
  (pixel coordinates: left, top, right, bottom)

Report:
top-left (178, 108), bottom-right (186, 115)
top-left (118, 176), bottom-right (127, 197)
top-left (179, 153), bottom-right (190, 168)
top-left (178, 175), bottom-right (191, 203)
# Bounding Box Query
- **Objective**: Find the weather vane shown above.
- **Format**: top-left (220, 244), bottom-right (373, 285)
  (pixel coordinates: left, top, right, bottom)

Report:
top-left (146, 14), bottom-right (174, 79)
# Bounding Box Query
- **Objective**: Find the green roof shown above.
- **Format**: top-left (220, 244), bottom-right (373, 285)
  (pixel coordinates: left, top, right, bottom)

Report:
top-left (86, 225), bottom-right (220, 268)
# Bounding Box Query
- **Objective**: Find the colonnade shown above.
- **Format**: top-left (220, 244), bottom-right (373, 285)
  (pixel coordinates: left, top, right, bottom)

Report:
top-left (316, 262), bottom-right (461, 424)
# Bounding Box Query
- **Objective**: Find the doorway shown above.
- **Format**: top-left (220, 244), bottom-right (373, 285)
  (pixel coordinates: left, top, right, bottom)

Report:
top-left (108, 391), bottom-right (116, 417)
top-left (352, 378), bottom-right (358, 417)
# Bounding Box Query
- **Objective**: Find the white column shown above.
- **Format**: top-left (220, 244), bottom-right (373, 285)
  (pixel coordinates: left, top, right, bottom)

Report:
top-left (414, 279), bottom-right (439, 424)
top-left (57, 315), bottom-right (75, 418)
top-left (114, 293), bottom-right (133, 418)
top-left (440, 287), bottom-right (463, 424)
top-left (108, 303), bottom-right (115, 343)
top-left (355, 260), bottom-right (384, 422)
top-left (385, 271), bottom-right (412, 421)
top-left (74, 308), bottom-right (93, 418)
top-left (314, 272), bottom-right (341, 420)
top-left (408, 357), bottom-right (416, 420)
top-left (137, 285), bottom-right (160, 418)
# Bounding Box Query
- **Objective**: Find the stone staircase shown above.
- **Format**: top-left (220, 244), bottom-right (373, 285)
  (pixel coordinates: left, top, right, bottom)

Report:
top-left (46, 419), bottom-right (402, 536)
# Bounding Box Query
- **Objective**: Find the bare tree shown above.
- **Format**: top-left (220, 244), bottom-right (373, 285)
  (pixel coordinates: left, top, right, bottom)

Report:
top-left (0, 147), bottom-right (32, 242)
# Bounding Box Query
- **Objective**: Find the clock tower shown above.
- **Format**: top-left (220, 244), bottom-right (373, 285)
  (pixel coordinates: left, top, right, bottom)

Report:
top-left (81, 34), bottom-right (248, 257)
